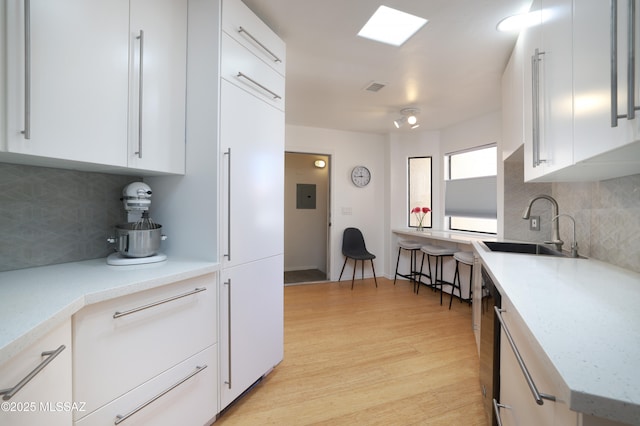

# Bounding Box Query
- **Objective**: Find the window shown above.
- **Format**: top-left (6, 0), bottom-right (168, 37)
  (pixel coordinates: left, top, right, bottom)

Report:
top-left (408, 157), bottom-right (432, 228)
top-left (445, 145), bottom-right (497, 234)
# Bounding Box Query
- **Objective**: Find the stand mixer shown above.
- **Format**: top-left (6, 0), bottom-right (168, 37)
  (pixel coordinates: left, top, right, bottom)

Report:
top-left (107, 182), bottom-right (167, 265)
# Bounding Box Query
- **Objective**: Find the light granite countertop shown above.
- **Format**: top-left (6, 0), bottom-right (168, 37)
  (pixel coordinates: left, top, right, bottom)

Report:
top-left (0, 258), bottom-right (220, 366)
top-left (473, 241), bottom-right (640, 425)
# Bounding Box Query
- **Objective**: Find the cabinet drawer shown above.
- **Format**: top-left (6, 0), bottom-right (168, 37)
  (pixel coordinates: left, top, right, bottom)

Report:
top-left (73, 274), bottom-right (216, 420)
top-left (221, 33), bottom-right (285, 111)
top-left (0, 320), bottom-right (72, 426)
top-left (222, 0), bottom-right (285, 76)
top-left (75, 344), bottom-right (217, 426)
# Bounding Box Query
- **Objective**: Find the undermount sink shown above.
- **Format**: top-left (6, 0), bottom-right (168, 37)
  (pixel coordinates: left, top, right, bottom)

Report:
top-left (482, 241), bottom-right (570, 257)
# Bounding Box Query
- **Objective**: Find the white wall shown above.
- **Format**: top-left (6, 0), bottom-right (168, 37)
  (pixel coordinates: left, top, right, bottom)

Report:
top-left (286, 125), bottom-right (386, 281)
top-left (286, 112), bottom-right (501, 282)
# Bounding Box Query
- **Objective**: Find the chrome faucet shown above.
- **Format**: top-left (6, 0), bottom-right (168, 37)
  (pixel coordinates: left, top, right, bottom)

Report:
top-left (522, 194), bottom-right (564, 251)
top-left (552, 214), bottom-right (579, 258)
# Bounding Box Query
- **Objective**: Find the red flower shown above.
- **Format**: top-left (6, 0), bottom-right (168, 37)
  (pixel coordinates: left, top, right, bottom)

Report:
top-left (411, 206), bottom-right (431, 229)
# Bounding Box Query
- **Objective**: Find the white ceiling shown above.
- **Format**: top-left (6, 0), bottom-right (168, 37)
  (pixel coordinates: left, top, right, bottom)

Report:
top-left (241, 0), bottom-right (532, 134)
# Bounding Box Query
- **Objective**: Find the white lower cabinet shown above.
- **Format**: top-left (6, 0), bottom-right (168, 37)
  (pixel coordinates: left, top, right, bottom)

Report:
top-left (73, 273), bottom-right (218, 423)
top-left (220, 255), bottom-right (284, 409)
top-left (75, 344), bottom-right (217, 426)
top-left (496, 298), bottom-right (577, 426)
top-left (0, 320), bottom-right (72, 426)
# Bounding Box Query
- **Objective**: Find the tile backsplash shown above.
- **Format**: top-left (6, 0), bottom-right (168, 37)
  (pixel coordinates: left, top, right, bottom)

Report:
top-left (504, 147), bottom-right (640, 273)
top-left (0, 163), bottom-right (140, 272)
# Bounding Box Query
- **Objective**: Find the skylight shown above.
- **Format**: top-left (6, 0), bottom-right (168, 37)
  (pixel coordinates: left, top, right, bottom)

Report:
top-left (357, 5), bottom-right (428, 47)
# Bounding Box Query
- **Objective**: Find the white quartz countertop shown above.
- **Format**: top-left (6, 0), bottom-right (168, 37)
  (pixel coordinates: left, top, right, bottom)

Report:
top-left (473, 241), bottom-right (640, 425)
top-left (0, 258), bottom-right (220, 365)
top-left (393, 228), bottom-right (497, 245)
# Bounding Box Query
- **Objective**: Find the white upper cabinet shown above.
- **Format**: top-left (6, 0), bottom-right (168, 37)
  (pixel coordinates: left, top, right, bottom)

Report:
top-left (222, 0), bottom-right (286, 77)
top-left (571, 0), bottom-right (640, 179)
top-left (502, 35), bottom-right (525, 160)
top-left (522, 0), bottom-right (574, 182)
top-left (3, 0), bottom-right (186, 175)
top-left (4, 0), bottom-right (130, 168)
top-left (127, 0), bottom-right (187, 174)
top-left (514, 0), bottom-right (640, 182)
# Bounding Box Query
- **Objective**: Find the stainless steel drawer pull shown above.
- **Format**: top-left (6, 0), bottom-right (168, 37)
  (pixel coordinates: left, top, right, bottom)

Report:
top-left (237, 72), bottom-right (282, 100)
top-left (0, 345), bottom-right (66, 400)
top-left (238, 26), bottom-right (282, 63)
top-left (113, 287), bottom-right (206, 319)
top-left (114, 364), bottom-right (207, 425)
top-left (493, 398), bottom-right (508, 426)
top-left (494, 307), bottom-right (556, 405)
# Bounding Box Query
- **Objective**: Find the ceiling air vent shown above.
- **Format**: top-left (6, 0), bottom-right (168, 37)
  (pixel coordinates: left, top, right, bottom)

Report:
top-left (364, 81), bottom-right (387, 92)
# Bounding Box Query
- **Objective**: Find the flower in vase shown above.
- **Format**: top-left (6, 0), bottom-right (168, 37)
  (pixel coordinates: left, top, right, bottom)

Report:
top-left (411, 206), bottom-right (431, 229)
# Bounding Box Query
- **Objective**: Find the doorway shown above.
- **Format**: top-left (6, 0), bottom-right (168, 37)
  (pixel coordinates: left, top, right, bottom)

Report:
top-left (284, 152), bottom-right (331, 284)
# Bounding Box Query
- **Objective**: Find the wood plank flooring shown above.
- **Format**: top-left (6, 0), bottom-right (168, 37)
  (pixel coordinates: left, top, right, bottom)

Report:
top-left (215, 278), bottom-right (488, 425)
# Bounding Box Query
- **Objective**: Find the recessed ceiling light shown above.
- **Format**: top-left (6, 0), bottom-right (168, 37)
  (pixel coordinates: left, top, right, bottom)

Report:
top-left (358, 5), bottom-right (428, 47)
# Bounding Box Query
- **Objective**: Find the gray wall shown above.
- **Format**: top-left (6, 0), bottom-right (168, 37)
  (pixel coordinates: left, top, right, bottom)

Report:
top-left (0, 163), bottom-right (140, 272)
top-left (503, 147), bottom-right (640, 273)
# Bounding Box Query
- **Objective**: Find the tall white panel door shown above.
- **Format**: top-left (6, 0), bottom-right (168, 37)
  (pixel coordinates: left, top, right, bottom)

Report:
top-left (128, 0), bottom-right (187, 174)
top-left (5, 0), bottom-right (129, 166)
top-left (219, 254), bottom-right (284, 409)
top-left (220, 79), bottom-right (284, 268)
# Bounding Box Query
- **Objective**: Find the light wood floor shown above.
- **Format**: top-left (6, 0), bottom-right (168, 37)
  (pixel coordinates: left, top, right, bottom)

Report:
top-left (215, 277), bottom-right (488, 425)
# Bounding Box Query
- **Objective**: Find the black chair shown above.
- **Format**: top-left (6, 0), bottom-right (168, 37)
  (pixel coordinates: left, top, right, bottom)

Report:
top-left (338, 227), bottom-right (378, 289)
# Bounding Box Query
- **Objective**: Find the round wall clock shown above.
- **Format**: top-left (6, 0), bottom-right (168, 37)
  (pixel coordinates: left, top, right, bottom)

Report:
top-left (351, 166), bottom-right (371, 187)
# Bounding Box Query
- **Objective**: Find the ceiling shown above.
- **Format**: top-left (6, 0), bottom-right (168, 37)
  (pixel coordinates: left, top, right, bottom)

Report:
top-left (241, 0), bottom-right (532, 134)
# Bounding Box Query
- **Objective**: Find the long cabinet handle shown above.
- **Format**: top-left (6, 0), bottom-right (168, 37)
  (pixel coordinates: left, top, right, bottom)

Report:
top-left (612, 0), bottom-right (621, 127)
top-left (135, 30), bottom-right (144, 159)
top-left (531, 48), bottom-right (546, 168)
top-left (627, 0), bottom-right (638, 119)
top-left (0, 345), bottom-right (66, 400)
top-left (238, 26), bottom-right (282, 63)
top-left (113, 287), bottom-right (206, 319)
top-left (493, 398), bottom-right (507, 426)
top-left (494, 307), bottom-right (556, 405)
top-left (610, 0), bottom-right (640, 127)
top-left (224, 279), bottom-right (232, 389)
top-left (224, 148), bottom-right (231, 260)
top-left (114, 365), bottom-right (207, 425)
top-left (21, 0), bottom-right (31, 139)
top-left (237, 72), bottom-right (282, 100)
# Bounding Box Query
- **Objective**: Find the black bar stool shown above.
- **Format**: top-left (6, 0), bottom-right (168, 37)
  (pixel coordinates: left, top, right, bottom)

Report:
top-left (449, 251), bottom-right (474, 309)
top-left (393, 240), bottom-right (423, 292)
top-left (418, 244), bottom-right (456, 304)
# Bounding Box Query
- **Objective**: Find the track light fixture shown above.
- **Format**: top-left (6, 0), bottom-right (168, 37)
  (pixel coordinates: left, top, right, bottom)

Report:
top-left (393, 108), bottom-right (420, 129)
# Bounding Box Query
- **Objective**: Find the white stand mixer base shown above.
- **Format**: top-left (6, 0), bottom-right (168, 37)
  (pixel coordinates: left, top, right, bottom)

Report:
top-left (107, 252), bottom-right (167, 266)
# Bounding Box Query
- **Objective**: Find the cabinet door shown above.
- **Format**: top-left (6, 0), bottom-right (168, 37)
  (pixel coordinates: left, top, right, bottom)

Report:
top-left (222, 0), bottom-right (286, 77)
top-left (573, 0), bottom-right (638, 163)
top-left (220, 79), bottom-right (284, 268)
top-left (128, 0), bottom-right (187, 174)
top-left (220, 255), bottom-right (284, 409)
top-left (5, 0), bottom-right (129, 167)
top-left (502, 35), bottom-right (525, 160)
top-left (523, 0), bottom-right (573, 182)
top-left (0, 320), bottom-right (72, 426)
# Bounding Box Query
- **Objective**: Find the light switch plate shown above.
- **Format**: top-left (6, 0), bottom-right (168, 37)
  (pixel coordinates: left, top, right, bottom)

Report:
top-left (530, 215), bottom-right (540, 231)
